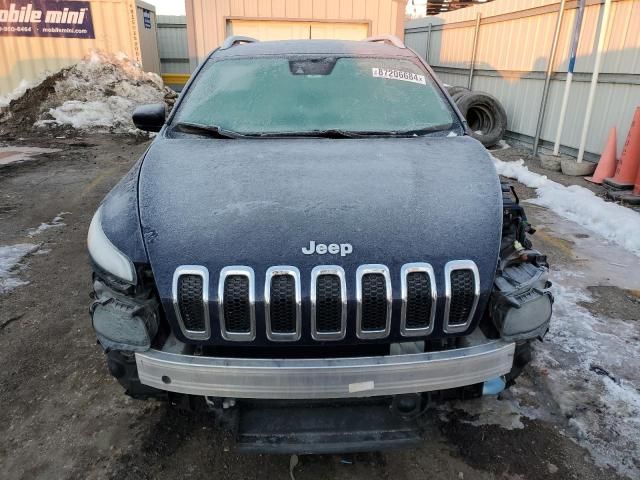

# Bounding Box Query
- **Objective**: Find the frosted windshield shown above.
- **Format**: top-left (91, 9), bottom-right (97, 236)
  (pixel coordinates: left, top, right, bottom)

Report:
top-left (174, 57), bottom-right (458, 135)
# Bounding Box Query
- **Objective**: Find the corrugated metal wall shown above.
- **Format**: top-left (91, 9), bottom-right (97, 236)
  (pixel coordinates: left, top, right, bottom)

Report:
top-left (1, 0), bottom-right (144, 96)
top-left (185, 0), bottom-right (407, 68)
top-left (157, 15), bottom-right (189, 74)
top-left (405, 0), bottom-right (640, 159)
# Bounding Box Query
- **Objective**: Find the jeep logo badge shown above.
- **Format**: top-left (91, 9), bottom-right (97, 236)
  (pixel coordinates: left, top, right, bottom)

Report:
top-left (302, 241), bottom-right (353, 257)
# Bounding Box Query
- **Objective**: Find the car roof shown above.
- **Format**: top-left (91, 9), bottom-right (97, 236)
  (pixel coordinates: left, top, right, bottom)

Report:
top-left (210, 39), bottom-right (418, 60)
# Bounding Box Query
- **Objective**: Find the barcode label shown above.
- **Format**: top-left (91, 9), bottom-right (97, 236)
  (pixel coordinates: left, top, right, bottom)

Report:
top-left (372, 67), bottom-right (426, 85)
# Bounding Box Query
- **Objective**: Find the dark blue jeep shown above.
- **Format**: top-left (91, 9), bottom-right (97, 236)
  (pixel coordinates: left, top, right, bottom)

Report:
top-left (88, 36), bottom-right (552, 453)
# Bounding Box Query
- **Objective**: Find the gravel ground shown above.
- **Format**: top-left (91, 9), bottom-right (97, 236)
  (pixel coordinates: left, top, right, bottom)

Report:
top-left (0, 135), bottom-right (637, 480)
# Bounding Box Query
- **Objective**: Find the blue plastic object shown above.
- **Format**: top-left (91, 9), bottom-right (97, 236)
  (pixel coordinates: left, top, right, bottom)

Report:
top-left (482, 376), bottom-right (506, 396)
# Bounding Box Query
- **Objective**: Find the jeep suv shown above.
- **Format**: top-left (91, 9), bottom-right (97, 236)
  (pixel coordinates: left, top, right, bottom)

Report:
top-left (88, 36), bottom-right (553, 453)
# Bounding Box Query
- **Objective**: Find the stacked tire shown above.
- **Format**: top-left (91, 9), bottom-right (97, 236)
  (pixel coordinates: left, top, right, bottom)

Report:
top-left (446, 86), bottom-right (507, 148)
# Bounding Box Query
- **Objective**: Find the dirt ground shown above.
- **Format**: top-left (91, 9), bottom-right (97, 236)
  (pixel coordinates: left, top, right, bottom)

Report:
top-left (0, 133), bottom-right (638, 480)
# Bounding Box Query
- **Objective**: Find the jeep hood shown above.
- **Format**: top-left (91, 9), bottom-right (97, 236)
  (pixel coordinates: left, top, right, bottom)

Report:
top-left (138, 135), bottom-right (502, 343)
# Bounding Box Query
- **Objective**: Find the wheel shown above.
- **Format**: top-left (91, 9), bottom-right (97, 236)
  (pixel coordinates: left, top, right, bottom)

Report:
top-left (456, 91), bottom-right (507, 147)
top-left (452, 90), bottom-right (469, 103)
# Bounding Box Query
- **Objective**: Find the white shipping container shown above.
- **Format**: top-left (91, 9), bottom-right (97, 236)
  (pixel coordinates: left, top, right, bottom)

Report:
top-left (0, 0), bottom-right (158, 97)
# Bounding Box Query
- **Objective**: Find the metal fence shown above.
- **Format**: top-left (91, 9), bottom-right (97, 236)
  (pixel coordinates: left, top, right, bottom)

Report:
top-left (157, 15), bottom-right (190, 87)
top-left (405, 0), bottom-right (640, 160)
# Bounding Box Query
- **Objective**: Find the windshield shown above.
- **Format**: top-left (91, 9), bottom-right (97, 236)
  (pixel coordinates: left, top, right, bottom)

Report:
top-left (172, 56), bottom-right (460, 136)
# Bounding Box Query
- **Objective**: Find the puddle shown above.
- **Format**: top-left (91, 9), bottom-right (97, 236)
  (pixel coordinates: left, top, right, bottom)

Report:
top-left (0, 146), bottom-right (60, 166)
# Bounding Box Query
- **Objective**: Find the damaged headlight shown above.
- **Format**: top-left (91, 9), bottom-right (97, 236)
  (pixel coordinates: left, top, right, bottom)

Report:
top-left (87, 206), bottom-right (136, 284)
top-left (491, 262), bottom-right (553, 342)
top-left (88, 206), bottom-right (159, 351)
top-left (91, 279), bottom-right (159, 352)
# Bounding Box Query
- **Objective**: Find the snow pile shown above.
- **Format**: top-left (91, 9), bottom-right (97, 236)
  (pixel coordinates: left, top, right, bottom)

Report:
top-left (27, 212), bottom-right (69, 237)
top-left (0, 244), bottom-right (39, 293)
top-left (493, 157), bottom-right (640, 257)
top-left (34, 51), bottom-right (171, 133)
top-left (2, 51), bottom-right (175, 134)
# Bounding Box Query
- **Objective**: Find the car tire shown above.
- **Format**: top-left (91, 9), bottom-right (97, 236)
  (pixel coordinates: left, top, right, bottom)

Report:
top-left (452, 90), bottom-right (469, 103)
top-left (447, 85), bottom-right (470, 97)
top-left (456, 91), bottom-right (507, 147)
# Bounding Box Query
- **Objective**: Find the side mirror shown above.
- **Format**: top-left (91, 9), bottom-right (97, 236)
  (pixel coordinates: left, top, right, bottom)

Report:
top-left (132, 104), bottom-right (166, 132)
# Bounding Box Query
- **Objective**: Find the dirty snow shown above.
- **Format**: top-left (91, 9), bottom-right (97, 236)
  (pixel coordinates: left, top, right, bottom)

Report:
top-left (534, 270), bottom-right (640, 478)
top-left (0, 244), bottom-right (39, 293)
top-left (8, 51), bottom-right (173, 134)
top-left (439, 391), bottom-right (531, 430)
top-left (0, 77), bottom-right (44, 108)
top-left (493, 157), bottom-right (640, 257)
top-left (27, 212), bottom-right (70, 237)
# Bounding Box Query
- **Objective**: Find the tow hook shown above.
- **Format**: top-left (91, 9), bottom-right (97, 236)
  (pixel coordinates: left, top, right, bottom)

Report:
top-left (391, 393), bottom-right (422, 417)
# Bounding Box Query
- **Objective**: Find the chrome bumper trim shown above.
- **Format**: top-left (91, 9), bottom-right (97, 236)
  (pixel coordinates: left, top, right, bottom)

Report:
top-left (135, 340), bottom-right (515, 399)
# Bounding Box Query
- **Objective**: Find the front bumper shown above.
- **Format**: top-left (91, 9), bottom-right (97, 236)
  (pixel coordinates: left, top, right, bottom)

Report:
top-left (135, 338), bottom-right (515, 399)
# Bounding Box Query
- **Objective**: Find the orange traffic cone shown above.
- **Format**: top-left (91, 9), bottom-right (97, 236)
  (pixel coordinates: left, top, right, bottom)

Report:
top-left (585, 127), bottom-right (617, 184)
top-left (609, 159), bottom-right (640, 205)
top-left (604, 107), bottom-right (640, 190)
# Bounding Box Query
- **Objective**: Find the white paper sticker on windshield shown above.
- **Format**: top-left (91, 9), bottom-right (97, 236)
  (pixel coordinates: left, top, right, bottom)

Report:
top-left (372, 67), bottom-right (426, 85)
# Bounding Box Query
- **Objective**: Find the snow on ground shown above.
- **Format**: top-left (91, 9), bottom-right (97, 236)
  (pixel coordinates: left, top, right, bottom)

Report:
top-left (493, 157), bottom-right (640, 257)
top-left (27, 212), bottom-right (70, 237)
top-left (0, 214), bottom-right (69, 293)
top-left (535, 269), bottom-right (640, 478)
top-left (0, 244), bottom-right (39, 294)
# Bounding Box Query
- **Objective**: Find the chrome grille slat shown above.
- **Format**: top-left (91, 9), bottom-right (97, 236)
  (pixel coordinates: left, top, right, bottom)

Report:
top-left (400, 263), bottom-right (436, 337)
top-left (265, 266), bottom-right (301, 341)
top-left (172, 265), bottom-right (210, 340)
top-left (311, 266), bottom-right (347, 341)
top-left (218, 266), bottom-right (256, 342)
top-left (443, 260), bottom-right (480, 334)
top-left (356, 264), bottom-right (392, 339)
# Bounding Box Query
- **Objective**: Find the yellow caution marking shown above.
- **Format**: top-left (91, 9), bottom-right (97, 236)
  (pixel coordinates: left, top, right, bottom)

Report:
top-left (161, 73), bottom-right (190, 85)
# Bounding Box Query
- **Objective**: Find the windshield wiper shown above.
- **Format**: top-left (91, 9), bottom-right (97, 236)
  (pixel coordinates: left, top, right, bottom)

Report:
top-left (281, 125), bottom-right (455, 138)
top-left (392, 124), bottom-right (455, 136)
top-left (174, 122), bottom-right (242, 139)
top-left (251, 129), bottom-right (361, 139)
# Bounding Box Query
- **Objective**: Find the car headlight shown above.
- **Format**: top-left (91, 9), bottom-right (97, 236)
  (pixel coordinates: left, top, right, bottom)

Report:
top-left (88, 206), bottom-right (137, 284)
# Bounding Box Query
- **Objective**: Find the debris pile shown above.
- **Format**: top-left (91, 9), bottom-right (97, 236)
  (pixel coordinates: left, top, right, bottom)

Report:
top-left (0, 51), bottom-right (177, 134)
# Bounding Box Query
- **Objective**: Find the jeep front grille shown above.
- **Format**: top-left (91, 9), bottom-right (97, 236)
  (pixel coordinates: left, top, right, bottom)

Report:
top-left (356, 265), bottom-right (392, 339)
top-left (311, 266), bottom-right (347, 340)
top-left (172, 266), bottom-right (210, 340)
top-left (218, 266), bottom-right (255, 341)
top-left (444, 260), bottom-right (480, 333)
top-left (265, 266), bottom-right (301, 341)
top-left (401, 263), bottom-right (437, 336)
top-left (171, 260), bottom-right (480, 342)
